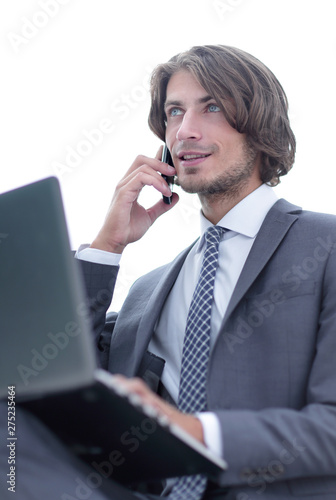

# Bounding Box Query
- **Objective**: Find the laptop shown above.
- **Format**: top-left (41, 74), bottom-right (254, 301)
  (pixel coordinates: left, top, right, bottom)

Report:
top-left (0, 177), bottom-right (227, 486)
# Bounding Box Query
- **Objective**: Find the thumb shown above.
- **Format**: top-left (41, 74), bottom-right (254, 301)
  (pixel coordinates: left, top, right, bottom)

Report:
top-left (147, 192), bottom-right (179, 225)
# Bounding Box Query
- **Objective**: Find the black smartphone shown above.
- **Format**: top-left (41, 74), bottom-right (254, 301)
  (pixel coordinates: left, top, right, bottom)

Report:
top-left (161, 145), bottom-right (175, 205)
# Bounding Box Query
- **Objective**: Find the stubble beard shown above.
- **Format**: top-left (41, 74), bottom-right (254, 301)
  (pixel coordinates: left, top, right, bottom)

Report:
top-left (176, 140), bottom-right (259, 202)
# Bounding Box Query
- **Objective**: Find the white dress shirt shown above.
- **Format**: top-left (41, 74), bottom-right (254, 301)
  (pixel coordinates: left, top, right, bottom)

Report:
top-left (77, 184), bottom-right (278, 458)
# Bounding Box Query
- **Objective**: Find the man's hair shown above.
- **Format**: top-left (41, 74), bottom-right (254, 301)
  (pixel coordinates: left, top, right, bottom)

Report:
top-left (148, 45), bottom-right (296, 186)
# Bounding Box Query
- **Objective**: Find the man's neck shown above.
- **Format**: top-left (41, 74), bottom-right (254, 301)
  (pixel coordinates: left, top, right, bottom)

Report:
top-left (199, 180), bottom-right (263, 225)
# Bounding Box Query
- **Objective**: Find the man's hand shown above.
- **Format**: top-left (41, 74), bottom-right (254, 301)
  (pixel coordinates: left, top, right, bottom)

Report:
top-left (90, 147), bottom-right (179, 254)
top-left (114, 375), bottom-right (205, 445)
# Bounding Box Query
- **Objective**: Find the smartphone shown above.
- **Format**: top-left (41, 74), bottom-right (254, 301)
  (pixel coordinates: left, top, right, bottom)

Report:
top-left (161, 145), bottom-right (175, 205)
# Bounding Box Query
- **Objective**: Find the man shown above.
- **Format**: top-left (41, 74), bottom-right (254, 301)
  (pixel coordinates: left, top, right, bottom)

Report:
top-left (79, 45), bottom-right (336, 498)
top-left (1, 45), bottom-right (336, 500)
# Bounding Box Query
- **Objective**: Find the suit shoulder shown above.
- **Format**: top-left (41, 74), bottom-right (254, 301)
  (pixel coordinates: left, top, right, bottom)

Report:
top-left (296, 208), bottom-right (336, 233)
top-left (275, 198), bottom-right (336, 233)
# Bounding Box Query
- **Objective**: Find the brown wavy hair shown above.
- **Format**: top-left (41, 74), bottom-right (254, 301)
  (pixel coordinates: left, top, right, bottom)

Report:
top-left (148, 45), bottom-right (296, 186)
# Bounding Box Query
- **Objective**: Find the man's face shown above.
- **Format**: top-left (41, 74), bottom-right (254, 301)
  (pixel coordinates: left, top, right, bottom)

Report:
top-left (164, 70), bottom-right (261, 199)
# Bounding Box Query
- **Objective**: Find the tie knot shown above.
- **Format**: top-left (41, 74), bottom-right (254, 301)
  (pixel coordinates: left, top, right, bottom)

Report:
top-left (204, 225), bottom-right (225, 249)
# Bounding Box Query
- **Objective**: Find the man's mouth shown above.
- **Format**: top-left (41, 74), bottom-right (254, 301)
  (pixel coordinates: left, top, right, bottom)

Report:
top-left (181, 154), bottom-right (211, 161)
top-left (178, 152), bottom-right (212, 165)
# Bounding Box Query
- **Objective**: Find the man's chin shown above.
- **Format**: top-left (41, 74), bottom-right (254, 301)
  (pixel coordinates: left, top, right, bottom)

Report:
top-left (175, 176), bottom-right (203, 194)
top-left (178, 183), bottom-right (201, 195)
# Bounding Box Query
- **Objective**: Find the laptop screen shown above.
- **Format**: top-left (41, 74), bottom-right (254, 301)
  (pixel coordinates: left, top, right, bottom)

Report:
top-left (0, 177), bottom-right (96, 400)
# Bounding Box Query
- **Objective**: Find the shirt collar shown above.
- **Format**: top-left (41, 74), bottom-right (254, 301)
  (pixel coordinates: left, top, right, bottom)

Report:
top-left (197, 184), bottom-right (278, 251)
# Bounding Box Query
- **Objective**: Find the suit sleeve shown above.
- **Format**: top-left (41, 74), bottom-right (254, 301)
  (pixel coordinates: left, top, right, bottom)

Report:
top-left (76, 258), bottom-right (119, 369)
top-left (214, 242), bottom-right (336, 491)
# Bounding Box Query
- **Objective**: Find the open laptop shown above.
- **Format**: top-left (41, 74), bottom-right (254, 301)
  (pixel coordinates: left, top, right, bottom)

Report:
top-left (0, 177), bottom-right (227, 486)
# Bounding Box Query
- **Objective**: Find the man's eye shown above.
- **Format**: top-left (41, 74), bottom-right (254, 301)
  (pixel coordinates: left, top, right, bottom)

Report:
top-left (208, 104), bottom-right (220, 112)
top-left (169, 108), bottom-right (182, 117)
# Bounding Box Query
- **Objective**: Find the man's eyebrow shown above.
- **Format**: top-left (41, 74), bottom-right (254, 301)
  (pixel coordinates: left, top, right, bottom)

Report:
top-left (164, 95), bottom-right (214, 111)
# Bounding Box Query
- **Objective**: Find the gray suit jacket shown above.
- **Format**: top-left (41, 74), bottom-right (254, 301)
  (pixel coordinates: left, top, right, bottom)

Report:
top-left (81, 198), bottom-right (336, 499)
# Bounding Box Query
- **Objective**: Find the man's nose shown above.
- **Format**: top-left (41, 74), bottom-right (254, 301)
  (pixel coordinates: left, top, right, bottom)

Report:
top-left (176, 111), bottom-right (202, 141)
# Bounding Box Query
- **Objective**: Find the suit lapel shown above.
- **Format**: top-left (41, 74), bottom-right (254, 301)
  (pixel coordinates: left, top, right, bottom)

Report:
top-left (133, 244), bottom-right (194, 360)
top-left (223, 199), bottom-right (301, 324)
top-left (108, 241), bottom-right (196, 376)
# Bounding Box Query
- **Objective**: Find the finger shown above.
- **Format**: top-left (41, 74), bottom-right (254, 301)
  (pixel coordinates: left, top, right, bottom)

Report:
top-left (137, 172), bottom-right (173, 200)
top-left (147, 192), bottom-right (179, 225)
top-left (114, 376), bottom-right (153, 398)
top-left (117, 165), bottom-right (175, 197)
top-left (121, 159), bottom-right (175, 188)
top-left (114, 376), bottom-right (177, 418)
top-left (124, 154), bottom-right (171, 179)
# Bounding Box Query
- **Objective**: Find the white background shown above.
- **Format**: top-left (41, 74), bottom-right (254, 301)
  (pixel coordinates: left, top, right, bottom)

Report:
top-left (1, 0), bottom-right (335, 310)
